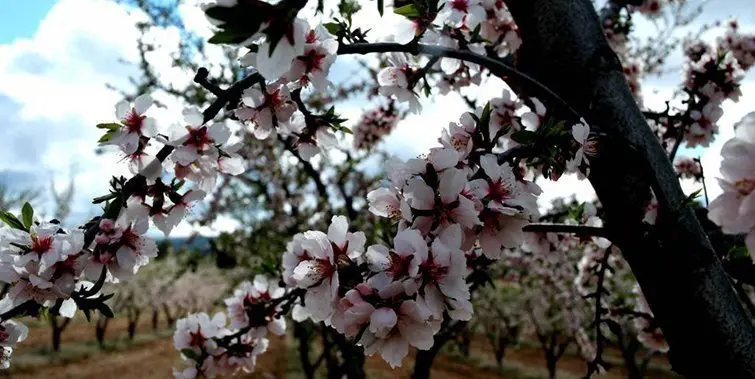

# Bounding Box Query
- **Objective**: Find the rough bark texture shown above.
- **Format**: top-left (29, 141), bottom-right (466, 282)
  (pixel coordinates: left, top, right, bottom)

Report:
top-left (505, 0), bottom-right (755, 377)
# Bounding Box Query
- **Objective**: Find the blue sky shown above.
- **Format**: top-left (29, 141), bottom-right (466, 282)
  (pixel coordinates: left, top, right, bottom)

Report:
top-left (0, 1), bottom-right (57, 43)
top-left (0, 0), bottom-right (753, 236)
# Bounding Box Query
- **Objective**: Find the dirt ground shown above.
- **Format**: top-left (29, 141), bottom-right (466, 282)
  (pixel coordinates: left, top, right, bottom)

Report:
top-left (2, 318), bottom-right (678, 379)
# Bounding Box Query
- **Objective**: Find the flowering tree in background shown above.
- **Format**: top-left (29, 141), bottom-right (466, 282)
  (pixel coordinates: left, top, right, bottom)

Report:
top-left (0, 0), bottom-right (754, 378)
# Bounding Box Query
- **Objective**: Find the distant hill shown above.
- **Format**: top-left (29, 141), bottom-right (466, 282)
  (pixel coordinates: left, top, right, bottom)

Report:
top-left (162, 235), bottom-right (212, 253)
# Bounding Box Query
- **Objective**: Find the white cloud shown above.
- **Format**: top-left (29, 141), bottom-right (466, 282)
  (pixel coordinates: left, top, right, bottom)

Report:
top-left (0, 0), bottom-right (231, 236)
top-left (1, 0), bottom-right (752, 237)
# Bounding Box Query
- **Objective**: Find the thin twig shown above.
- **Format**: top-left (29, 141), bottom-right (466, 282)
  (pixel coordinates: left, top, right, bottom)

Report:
top-left (337, 42), bottom-right (584, 121)
top-left (523, 223), bottom-right (608, 237)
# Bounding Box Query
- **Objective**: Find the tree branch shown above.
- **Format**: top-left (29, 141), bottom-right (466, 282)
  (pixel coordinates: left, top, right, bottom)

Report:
top-left (505, 1), bottom-right (755, 377)
top-left (337, 42), bottom-right (583, 121)
top-left (523, 223), bottom-right (608, 237)
top-left (277, 135), bottom-right (328, 199)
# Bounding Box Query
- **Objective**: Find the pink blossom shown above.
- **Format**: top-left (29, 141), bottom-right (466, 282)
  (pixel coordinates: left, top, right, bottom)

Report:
top-left (238, 83), bottom-right (296, 140)
top-left (708, 113), bottom-right (755, 256)
top-left (104, 94), bottom-right (157, 155)
top-left (358, 299), bottom-right (437, 368)
top-left (378, 53), bottom-right (421, 113)
top-left (224, 275), bottom-right (286, 334)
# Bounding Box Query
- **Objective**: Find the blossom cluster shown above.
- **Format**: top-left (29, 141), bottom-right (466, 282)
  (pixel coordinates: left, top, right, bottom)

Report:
top-left (719, 20), bottom-right (755, 71)
top-left (708, 113), bottom-right (755, 257)
top-left (0, 85), bottom-right (249, 364)
top-left (232, 20), bottom-right (341, 161)
top-left (573, 233), bottom-right (669, 353)
top-left (5, 0), bottom-right (729, 374)
top-left (673, 156), bottom-right (702, 180)
top-left (631, 0), bottom-right (666, 18)
top-left (352, 101), bottom-right (400, 151)
top-left (381, 1), bottom-right (521, 108)
top-left (0, 217), bottom-right (97, 363)
top-left (514, 229), bottom-right (598, 362)
top-left (173, 275), bottom-right (286, 378)
top-left (680, 25), bottom-right (753, 147)
top-left (171, 84), bottom-right (594, 373)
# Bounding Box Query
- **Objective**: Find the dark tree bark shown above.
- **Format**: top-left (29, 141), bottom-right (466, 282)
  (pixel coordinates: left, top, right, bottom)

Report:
top-left (330, 328), bottom-right (366, 379)
top-left (321, 327), bottom-right (341, 379)
top-left (534, 331), bottom-right (569, 379)
top-left (151, 309), bottom-right (159, 333)
top-left (505, 0), bottom-right (755, 377)
top-left (494, 337), bottom-right (508, 367)
top-left (294, 321), bottom-right (317, 379)
top-left (457, 328), bottom-right (471, 357)
top-left (95, 314), bottom-right (110, 348)
top-left (49, 315), bottom-right (71, 352)
top-left (162, 304), bottom-right (175, 326)
top-left (620, 338), bottom-right (644, 379)
top-left (411, 321), bottom-right (468, 379)
top-left (610, 325), bottom-right (645, 379)
top-left (127, 308), bottom-right (141, 340)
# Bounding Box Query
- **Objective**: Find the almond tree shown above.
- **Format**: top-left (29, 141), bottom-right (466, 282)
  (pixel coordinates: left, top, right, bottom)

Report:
top-left (0, 1), bottom-right (754, 378)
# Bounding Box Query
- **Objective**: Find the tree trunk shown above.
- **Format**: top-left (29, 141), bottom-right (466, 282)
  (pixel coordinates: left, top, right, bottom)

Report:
top-left (411, 321), bottom-right (468, 379)
top-left (620, 338), bottom-right (643, 379)
top-left (322, 327), bottom-right (340, 379)
top-left (505, 0), bottom-right (755, 377)
top-left (495, 337), bottom-right (507, 367)
top-left (52, 327), bottom-right (62, 352)
top-left (330, 329), bottom-right (366, 379)
top-left (95, 325), bottom-right (105, 347)
top-left (411, 347), bottom-right (441, 379)
top-left (127, 310), bottom-right (140, 340)
top-left (95, 315), bottom-right (109, 348)
top-left (151, 309), bottom-right (159, 333)
top-left (294, 322), bottom-right (316, 379)
top-left (545, 355), bottom-right (557, 379)
top-left (459, 330), bottom-right (471, 357)
top-left (49, 316), bottom-right (69, 352)
top-left (162, 304), bottom-right (174, 326)
top-left (128, 321), bottom-right (137, 340)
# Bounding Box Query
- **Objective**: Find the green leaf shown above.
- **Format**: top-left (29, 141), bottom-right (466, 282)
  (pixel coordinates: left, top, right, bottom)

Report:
top-left (331, 124), bottom-right (353, 135)
top-left (98, 130), bottom-right (116, 144)
top-left (96, 123), bottom-right (121, 131)
top-left (377, 0), bottom-right (384, 16)
top-left (510, 130), bottom-right (536, 145)
top-left (683, 188), bottom-right (703, 207)
top-left (260, 258), bottom-right (278, 276)
top-left (323, 22), bottom-right (341, 36)
top-left (208, 29), bottom-right (252, 45)
top-left (173, 179), bottom-right (186, 191)
top-left (394, 4), bottom-right (420, 18)
top-left (478, 102), bottom-right (492, 144)
top-left (728, 245), bottom-right (750, 260)
top-left (21, 202), bottom-right (33, 230)
top-left (92, 193), bottom-right (118, 205)
top-left (181, 348), bottom-right (202, 362)
top-left (0, 211), bottom-right (25, 230)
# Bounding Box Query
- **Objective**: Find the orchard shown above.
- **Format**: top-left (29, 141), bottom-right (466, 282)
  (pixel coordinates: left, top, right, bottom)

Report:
top-left (0, 0), bottom-right (754, 378)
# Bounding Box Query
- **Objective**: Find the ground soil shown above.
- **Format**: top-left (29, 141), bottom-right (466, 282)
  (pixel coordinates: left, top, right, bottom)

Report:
top-left (3, 318), bottom-right (679, 379)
